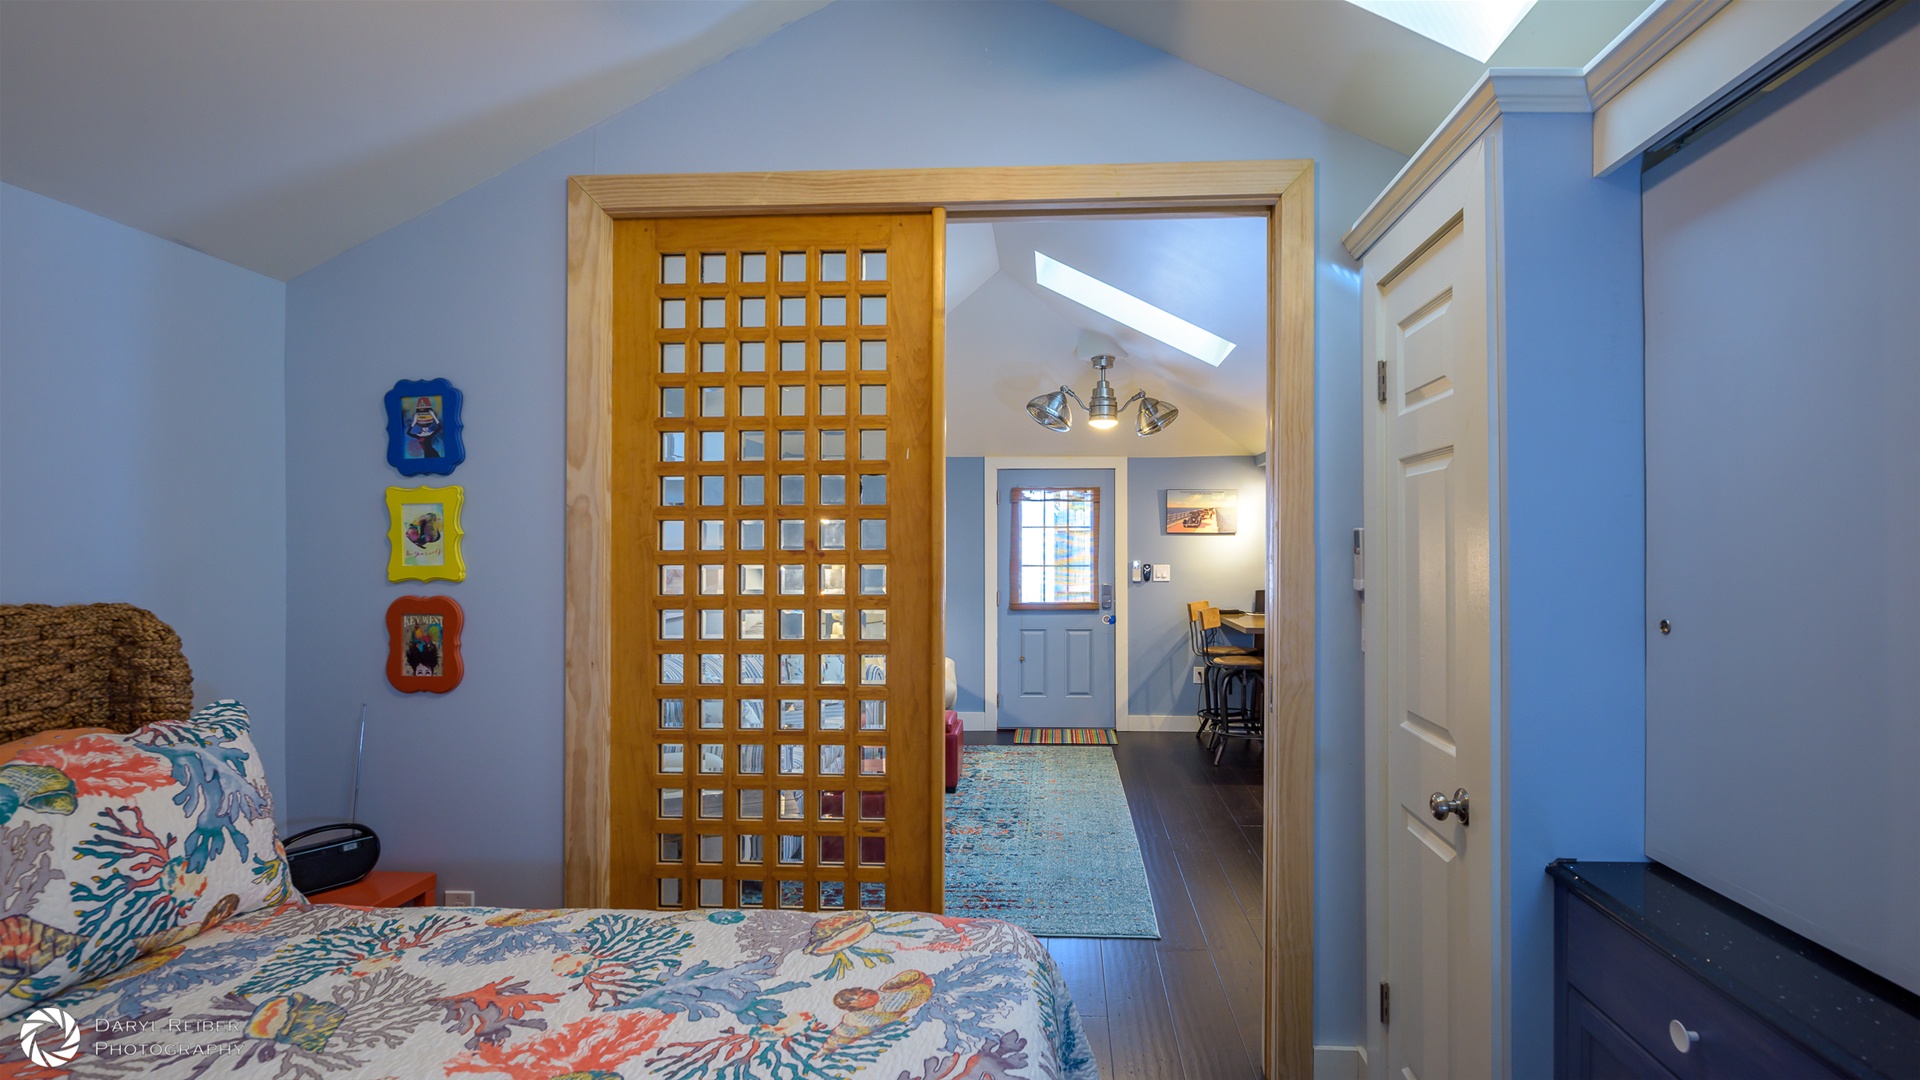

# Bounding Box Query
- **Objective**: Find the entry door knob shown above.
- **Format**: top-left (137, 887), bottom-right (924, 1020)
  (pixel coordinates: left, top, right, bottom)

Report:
top-left (1429, 788), bottom-right (1470, 827)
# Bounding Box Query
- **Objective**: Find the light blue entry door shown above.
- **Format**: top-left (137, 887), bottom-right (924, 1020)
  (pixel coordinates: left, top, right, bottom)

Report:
top-left (995, 468), bottom-right (1116, 728)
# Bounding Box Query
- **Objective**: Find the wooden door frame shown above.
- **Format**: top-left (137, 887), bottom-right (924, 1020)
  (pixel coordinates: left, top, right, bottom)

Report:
top-left (564, 161), bottom-right (1317, 1078)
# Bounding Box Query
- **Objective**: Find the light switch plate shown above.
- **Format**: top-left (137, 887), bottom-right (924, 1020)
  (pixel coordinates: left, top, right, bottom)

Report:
top-left (1152, 564), bottom-right (1172, 582)
top-left (444, 890), bottom-right (475, 906)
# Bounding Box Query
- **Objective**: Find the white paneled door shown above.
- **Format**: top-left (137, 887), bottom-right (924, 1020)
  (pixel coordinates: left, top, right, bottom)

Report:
top-left (1366, 141), bottom-right (1494, 1080)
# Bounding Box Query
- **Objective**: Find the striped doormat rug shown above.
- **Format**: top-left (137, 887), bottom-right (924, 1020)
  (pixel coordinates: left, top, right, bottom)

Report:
top-left (1012, 728), bottom-right (1117, 745)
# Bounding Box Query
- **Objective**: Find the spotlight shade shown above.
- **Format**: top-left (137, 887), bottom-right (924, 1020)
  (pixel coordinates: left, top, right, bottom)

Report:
top-left (1136, 396), bottom-right (1178, 436)
top-left (1027, 390), bottom-right (1072, 432)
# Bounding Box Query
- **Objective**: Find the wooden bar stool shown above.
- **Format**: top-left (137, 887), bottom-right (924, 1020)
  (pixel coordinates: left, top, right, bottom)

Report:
top-left (1187, 602), bottom-right (1251, 745)
top-left (1198, 606), bottom-right (1264, 762)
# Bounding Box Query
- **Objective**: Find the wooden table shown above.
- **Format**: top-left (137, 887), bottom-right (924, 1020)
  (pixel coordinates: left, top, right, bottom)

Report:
top-left (1218, 611), bottom-right (1265, 637)
top-left (307, 870), bottom-right (437, 908)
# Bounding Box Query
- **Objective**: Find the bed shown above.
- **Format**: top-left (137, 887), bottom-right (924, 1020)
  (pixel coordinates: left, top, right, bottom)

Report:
top-left (0, 604), bottom-right (1094, 1078)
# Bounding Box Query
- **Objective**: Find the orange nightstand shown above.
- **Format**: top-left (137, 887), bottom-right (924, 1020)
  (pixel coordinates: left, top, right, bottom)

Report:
top-left (307, 870), bottom-right (437, 908)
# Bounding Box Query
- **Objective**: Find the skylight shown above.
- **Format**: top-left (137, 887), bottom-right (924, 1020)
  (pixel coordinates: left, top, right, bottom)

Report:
top-left (1346, 0), bottom-right (1538, 63)
top-left (1033, 252), bottom-right (1237, 367)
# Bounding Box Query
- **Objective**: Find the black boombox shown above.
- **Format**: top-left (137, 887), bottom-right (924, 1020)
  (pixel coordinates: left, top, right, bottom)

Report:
top-left (285, 823), bottom-right (381, 895)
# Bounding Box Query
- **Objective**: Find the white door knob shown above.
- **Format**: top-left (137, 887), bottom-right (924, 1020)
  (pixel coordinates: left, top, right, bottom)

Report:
top-left (1669, 1019), bottom-right (1699, 1053)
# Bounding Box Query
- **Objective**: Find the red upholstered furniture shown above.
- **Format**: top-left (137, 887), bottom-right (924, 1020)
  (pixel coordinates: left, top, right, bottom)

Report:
top-left (944, 710), bottom-right (963, 792)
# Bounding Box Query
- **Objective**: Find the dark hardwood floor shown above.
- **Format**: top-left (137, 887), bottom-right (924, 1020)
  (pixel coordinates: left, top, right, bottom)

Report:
top-left (962, 729), bottom-right (1266, 1079)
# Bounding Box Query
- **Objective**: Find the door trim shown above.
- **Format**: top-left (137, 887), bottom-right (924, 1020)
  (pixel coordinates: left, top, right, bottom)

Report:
top-left (566, 161), bottom-right (1316, 1079)
top-left (982, 458), bottom-right (1130, 731)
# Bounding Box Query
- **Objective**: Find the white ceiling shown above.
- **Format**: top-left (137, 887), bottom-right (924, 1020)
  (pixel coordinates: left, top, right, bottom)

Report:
top-left (1055, 0), bottom-right (1655, 154)
top-left (0, 0), bottom-right (1649, 281)
top-left (946, 214), bottom-right (1268, 459)
top-left (0, 0), bottom-right (826, 280)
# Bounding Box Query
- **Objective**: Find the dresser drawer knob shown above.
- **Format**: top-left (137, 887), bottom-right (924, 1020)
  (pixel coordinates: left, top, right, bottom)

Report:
top-left (1669, 1019), bottom-right (1700, 1053)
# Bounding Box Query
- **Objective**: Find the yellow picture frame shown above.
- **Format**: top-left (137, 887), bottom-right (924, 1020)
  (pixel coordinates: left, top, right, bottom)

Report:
top-left (386, 485), bottom-right (465, 583)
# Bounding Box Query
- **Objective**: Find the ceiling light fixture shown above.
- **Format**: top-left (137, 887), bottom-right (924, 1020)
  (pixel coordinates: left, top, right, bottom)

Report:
top-left (1345, 0), bottom-right (1538, 63)
top-left (1026, 337), bottom-right (1178, 437)
top-left (1034, 252), bottom-right (1236, 367)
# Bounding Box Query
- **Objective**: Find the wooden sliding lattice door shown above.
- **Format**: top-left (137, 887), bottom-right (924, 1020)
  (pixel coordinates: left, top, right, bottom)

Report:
top-left (609, 215), bottom-right (943, 913)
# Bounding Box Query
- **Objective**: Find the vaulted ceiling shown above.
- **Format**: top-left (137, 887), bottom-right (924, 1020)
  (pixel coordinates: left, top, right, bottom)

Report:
top-left (945, 214), bottom-right (1268, 459)
top-left (0, 0), bottom-right (1651, 280)
top-left (0, 0), bottom-right (828, 280)
top-left (1057, 0), bottom-right (1655, 154)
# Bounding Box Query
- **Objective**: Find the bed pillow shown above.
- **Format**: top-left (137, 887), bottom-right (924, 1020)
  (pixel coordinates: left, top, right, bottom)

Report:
top-left (0, 727), bottom-right (113, 764)
top-left (0, 699), bottom-right (298, 1019)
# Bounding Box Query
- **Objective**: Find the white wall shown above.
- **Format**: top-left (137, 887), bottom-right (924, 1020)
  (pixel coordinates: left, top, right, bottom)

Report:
top-left (1642, 2), bottom-right (1920, 993)
top-left (0, 182), bottom-right (288, 810)
top-left (283, 0), bottom-right (1404, 1042)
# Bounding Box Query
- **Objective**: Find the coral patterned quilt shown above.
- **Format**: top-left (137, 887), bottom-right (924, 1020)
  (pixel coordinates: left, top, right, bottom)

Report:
top-left (10, 901), bottom-right (1097, 1079)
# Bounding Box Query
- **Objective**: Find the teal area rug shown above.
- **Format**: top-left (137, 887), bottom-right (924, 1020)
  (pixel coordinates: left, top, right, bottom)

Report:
top-left (944, 745), bottom-right (1161, 938)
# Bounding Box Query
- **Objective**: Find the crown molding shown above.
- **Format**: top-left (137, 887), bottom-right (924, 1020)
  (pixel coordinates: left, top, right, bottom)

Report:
top-left (1584, 0), bottom-right (1736, 108)
top-left (1342, 69), bottom-right (1587, 260)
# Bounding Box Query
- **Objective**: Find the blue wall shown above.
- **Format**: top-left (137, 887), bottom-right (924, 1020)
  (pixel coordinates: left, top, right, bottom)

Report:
top-left (943, 458), bottom-right (986, 714)
top-left (942, 454), bottom-right (1267, 722)
top-left (282, 0), bottom-right (1403, 1041)
top-left (1125, 456), bottom-right (1267, 717)
top-left (1496, 113), bottom-right (1647, 1079)
top-left (0, 182), bottom-right (289, 811)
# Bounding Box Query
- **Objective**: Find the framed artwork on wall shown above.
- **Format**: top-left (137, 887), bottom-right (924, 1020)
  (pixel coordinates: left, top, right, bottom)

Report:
top-left (386, 594), bottom-right (464, 693)
top-left (386, 485), bottom-right (465, 582)
top-left (1165, 488), bottom-right (1240, 534)
top-left (385, 378), bottom-right (465, 475)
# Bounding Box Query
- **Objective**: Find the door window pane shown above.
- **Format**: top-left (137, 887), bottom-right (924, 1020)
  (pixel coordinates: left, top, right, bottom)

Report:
top-left (1010, 487), bottom-right (1099, 606)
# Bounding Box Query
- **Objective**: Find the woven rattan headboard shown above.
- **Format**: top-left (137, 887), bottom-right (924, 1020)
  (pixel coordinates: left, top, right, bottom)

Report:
top-left (0, 603), bottom-right (194, 738)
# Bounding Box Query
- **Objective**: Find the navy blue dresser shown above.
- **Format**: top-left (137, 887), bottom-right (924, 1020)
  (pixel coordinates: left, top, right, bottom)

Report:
top-left (1552, 861), bottom-right (1920, 1079)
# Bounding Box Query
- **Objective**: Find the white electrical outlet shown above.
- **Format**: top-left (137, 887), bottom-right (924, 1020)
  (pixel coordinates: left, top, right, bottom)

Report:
top-left (444, 890), bottom-right (475, 907)
top-left (1192, 666), bottom-right (1204, 684)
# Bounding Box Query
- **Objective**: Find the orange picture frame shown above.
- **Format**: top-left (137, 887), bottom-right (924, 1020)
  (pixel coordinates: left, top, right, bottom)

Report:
top-left (386, 595), bottom-right (464, 693)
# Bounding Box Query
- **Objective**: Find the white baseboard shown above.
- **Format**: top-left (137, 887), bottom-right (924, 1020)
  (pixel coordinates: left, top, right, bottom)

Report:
top-left (1314, 1044), bottom-right (1367, 1080)
top-left (1118, 713), bottom-right (1201, 732)
top-left (956, 711), bottom-right (992, 731)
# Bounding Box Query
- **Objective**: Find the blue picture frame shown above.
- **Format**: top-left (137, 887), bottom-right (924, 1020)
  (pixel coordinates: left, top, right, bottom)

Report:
top-left (385, 378), bottom-right (465, 475)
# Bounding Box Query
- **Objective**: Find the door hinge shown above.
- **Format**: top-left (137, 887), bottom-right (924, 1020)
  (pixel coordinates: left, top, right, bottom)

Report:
top-left (1376, 360), bottom-right (1387, 403)
top-left (996, 692), bottom-right (1002, 707)
top-left (1379, 982), bottom-right (1390, 1026)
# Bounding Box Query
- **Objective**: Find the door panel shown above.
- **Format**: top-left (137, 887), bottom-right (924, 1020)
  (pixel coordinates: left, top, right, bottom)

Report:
top-left (610, 214), bottom-right (943, 915)
top-left (1019, 630), bottom-right (1047, 696)
top-left (995, 468), bottom-right (1116, 728)
top-left (1065, 629), bottom-right (1094, 697)
top-left (1369, 142), bottom-right (1494, 1080)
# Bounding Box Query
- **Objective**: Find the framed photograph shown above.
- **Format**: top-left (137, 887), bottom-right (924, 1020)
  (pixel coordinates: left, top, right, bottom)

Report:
top-left (385, 378), bottom-right (465, 475)
top-left (386, 595), bottom-right (464, 693)
top-left (1165, 488), bottom-right (1239, 535)
top-left (386, 485), bottom-right (466, 582)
